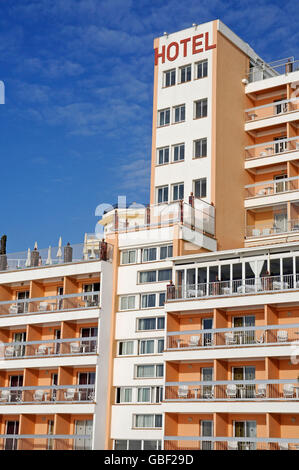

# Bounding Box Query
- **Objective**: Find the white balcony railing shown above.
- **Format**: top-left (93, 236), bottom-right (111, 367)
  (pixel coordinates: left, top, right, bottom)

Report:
top-left (246, 220), bottom-right (299, 237)
top-left (0, 384), bottom-right (96, 404)
top-left (167, 274), bottom-right (299, 301)
top-left (164, 436), bottom-right (299, 450)
top-left (245, 97), bottom-right (299, 122)
top-left (245, 136), bottom-right (299, 160)
top-left (245, 176), bottom-right (299, 198)
top-left (164, 379), bottom-right (299, 402)
top-left (0, 291), bottom-right (100, 317)
top-left (247, 57), bottom-right (299, 83)
top-left (0, 434), bottom-right (92, 450)
top-left (1, 336), bottom-right (98, 359)
top-left (166, 323), bottom-right (299, 350)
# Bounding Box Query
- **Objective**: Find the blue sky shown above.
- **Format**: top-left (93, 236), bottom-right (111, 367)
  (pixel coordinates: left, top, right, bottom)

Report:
top-left (0, 0), bottom-right (298, 252)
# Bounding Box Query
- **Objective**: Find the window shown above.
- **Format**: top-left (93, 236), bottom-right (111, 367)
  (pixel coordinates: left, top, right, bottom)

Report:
top-left (139, 340), bottom-right (155, 355)
top-left (142, 247), bottom-right (157, 262)
top-left (137, 316), bottom-right (165, 331)
top-left (173, 104), bottom-right (185, 123)
top-left (157, 186), bottom-right (168, 204)
top-left (141, 293), bottom-right (156, 308)
top-left (157, 147), bottom-right (169, 165)
top-left (194, 138), bottom-right (207, 158)
top-left (116, 387), bottom-right (132, 403)
top-left (83, 283), bottom-right (100, 305)
top-left (172, 183), bottom-right (184, 201)
top-left (173, 143), bottom-right (185, 162)
top-left (118, 341), bottom-right (134, 356)
top-left (136, 364), bottom-right (164, 378)
top-left (157, 339), bottom-right (164, 353)
top-left (194, 98), bottom-right (208, 119)
top-left (134, 414), bottom-right (162, 429)
top-left (137, 387), bottom-right (151, 403)
top-left (164, 69), bottom-right (176, 87)
top-left (120, 295), bottom-right (135, 310)
top-left (160, 245), bottom-right (173, 260)
top-left (196, 59), bottom-right (208, 79)
top-left (74, 420), bottom-right (93, 450)
top-left (194, 178), bottom-right (207, 198)
top-left (121, 250), bottom-right (136, 265)
top-left (159, 292), bottom-right (166, 306)
top-left (179, 64), bottom-right (191, 83)
top-left (139, 271), bottom-right (157, 283)
top-left (158, 108), bottom-right (170, 126)
top-left (158, 269), bottom-right (172, 282)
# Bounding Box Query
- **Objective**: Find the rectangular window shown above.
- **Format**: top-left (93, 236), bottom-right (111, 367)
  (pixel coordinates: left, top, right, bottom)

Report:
top-left (160, 245), bottom-right (173, 259)
top-left (134, 415), bottom-right (162, 429)
top-left (159, 292), bottom-right (166, 306)
top-left (116, 387), bottom-right (133, 403)
top-left (157, 339), bottom-right (164, 353)
top-left (194, 178), bottom-right (207, 198)
top-left (157, 147), bottom-right (169, 165)
top-left (136, 364), bottom-right (164, 378)
top-left (137, 387), bottom-right (151, 403)
top-left (121, 250), bottom-right (136, 265)
top-left (173, 143), bottom-right (185, 162)
top-left (141, 293), bottom-right (156, 308)
top-left (137, 317), bottom-right (157, 331)
top-left (139, 340), bottom-right (155, 355)
top-left (158, 108), bottom-right (170, 126)
top-left (158, 269), bottom-right (172, 282)
top-left (142, 247), bottom-right (157, 262)
top-left (164, 69), bottom-right (176, 87)
top-left (157, 317), bottom-right (165, 329)
top-left (196, 59), bottom-right (208, 79)
top-left (118, 341), bottom-right (134, 356)
top-left (157, 186), bottom-right (168, 204)
top-left (174, 104), bottom-right (185, 123)
top-left (120, 295), bottom-right (135, 310)
top-left (180, 64), bottom-right (191, 83)
top-left (172, 183), bottom-right (184, 201)
top-left (195, 98), bottom-right (208, 119)
top-left (194, 138), bottom-right (207, 158)
top-left (139, 271), bottom-right (157, 283)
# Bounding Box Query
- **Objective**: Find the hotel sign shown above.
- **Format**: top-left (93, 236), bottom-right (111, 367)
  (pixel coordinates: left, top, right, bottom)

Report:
top-left (154, 32), bottom-right (216, 66)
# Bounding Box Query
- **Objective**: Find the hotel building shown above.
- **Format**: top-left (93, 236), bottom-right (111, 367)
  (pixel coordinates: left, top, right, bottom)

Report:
top-left (0, 19), bottom-right (299, 450)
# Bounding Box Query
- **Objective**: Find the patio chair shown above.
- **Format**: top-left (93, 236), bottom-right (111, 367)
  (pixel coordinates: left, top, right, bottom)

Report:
top-left (189, 336), bottom-right (199, 347)
top-left (255, 383), bottom-right (267, 398)
top-left (283, 384), bottom-right (294, 398)
top-left (0, 390), bottom-right (11, 402)
top-left (70, 342), bottom-right (81, 354)
top-left (177, 385), bottom-right (189, 398)
top-left (279, 442), bottom-right (289, 450)
top-left (33, 389), bottom-right (45, 401)
top-left (226, 384), bottom-right (237, 398)
top-left (35, 344), bottom-right (47, 355)
top-left (9, 304), bottom-right (19, 314)
top-left (255, 330), bottom-right (265, 344)
top-left (277, 330), bottom-right (288, 342)
top-left (227, 441), bottom-right (238, 450)
top-left (38, 301), bottom-right (49, 311)
top-left (5, 345), bottom-right (15, 358)
top-left (224, 332), bottom-right (237, 345)
top-left (64, 388), bottom-right (76, 401)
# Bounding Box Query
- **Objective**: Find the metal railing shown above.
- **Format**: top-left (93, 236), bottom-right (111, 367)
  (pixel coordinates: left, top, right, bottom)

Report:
top-left (245, 176), bottom-right (299, 198)
top-left (247, 57), bottom-right (299, 83)
top-left (246, 220), bottom-right (299, 237)
top-left (167, 274), bottom-right (299, 301)
top-left (0, 241), bottom-right (113, 273)
top-left (245, 136), bottom-right (299, 160)
top-left (1, 336), bottom-right (98, 359)
top-left (164, 436), bottom-right (299, 450)
top-left (0, 434), bottom-right (92, 450)
top-left (0, 290), bottom-right (100, 317)
top-left (166, 323), bottom-right (299, 350)
top-left (0, 384), bottom-right (96, 404)
top-left (164, 379), bottom-right (299, 401)
top-left (245, 97), bottom-right (299, 122)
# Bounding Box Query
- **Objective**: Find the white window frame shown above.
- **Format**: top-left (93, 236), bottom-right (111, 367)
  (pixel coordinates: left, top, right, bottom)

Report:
top-left (195, 59), bottom-right (208, 79)
top-left (194, 98), bottom-right (208, 119)
top-left (173, 104), bottom-right (185, 123)
top-left (179, 64), bottom-right (191, 83)
top-left (194, 178), bottom-right (207, 198)
top-left (156, 185), bottom-right (169, 204)
top-left (158, 108), bottom-right (170, 127)
top-left (119, 295), bottom-right (136, 311)
top-left (121, 249), bottom-right (137, 265)
top-left (157, 146), bottom-right (169, 165)
top-left (172, 143), bottom-right (185, 162)
top-left (194, 138), bottom-right (207, 158)
top-left (164, 69), bottom-right (176, 87)
top-left (172, 182), bottom-right (184, 201)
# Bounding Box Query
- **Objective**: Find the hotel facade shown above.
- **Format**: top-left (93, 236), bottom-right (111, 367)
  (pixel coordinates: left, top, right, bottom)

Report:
top-left (0, 19), bottom-right (299, 450)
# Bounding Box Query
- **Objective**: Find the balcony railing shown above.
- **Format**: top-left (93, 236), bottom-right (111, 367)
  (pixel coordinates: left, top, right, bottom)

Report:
top-left (1, 336), bottom-right (98, 359)
top-left (164, 379), bottom-right (299, 402)
top-left (245, 136), bottom-right (299, 160)
top-left (0, 434), bottom-right (92, 450)
top-left (245, 176), bottom-right (299, 198)
top-left (245, 97), bottom-right (299, 122)
top-left (0, 384), bottom-right (96, 404)
top-left (164, 436), bottom-right (299, 450)
top-left (246, 219), bottom-right (299, 237)
top-left (167, 274), bottom-right (299, 301)
top-left (166, 323), bottom-right (299, 350)
top-left (247, 57), bottom-right (299, 83)
top-left (0, 290), bottom-right (100, 317)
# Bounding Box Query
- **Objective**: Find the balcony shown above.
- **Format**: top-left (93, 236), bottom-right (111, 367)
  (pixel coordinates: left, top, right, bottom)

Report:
top-left (0, 290), bottom-right (100, 317)
top-left (245, 97), bottom-right (299, 123)
top-left (0, 384), bottom-right (95, 404)
top-left (164, 379), bottom-right (299, 402)
top-left (246, 219), bottom-right (299, 238)
top-left (1, 336), bottom-right (98, 359)
top-left (166, 323), bottom-right (299, 350)
top-left (245, 136), bottom-right (299, 162)
top-left (247, 57), bottom-right (299, 83)
top-left (245, 176), bottom-right (299, 200)
top-left (164, 436), bottom-right (299, 450)
top-left (166, 274), bottom-right (299, 302)
top-left (0, 434), bottom-right (92, 450)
